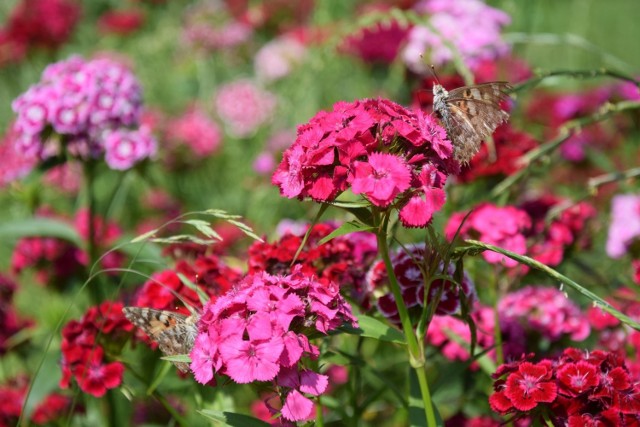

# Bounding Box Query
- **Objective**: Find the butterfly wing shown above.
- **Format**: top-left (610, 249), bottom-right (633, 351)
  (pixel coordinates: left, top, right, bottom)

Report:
top-left (444, 82), bottom-right (512, 163)
top-left (123, 307), bottom-right (198, 373)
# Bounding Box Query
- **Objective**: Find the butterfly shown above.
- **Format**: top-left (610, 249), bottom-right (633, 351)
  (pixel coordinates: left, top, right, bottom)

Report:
top-left (122, 307), bottom-right (199, 373)
top-left (432, 80), bottom-right (512, 164)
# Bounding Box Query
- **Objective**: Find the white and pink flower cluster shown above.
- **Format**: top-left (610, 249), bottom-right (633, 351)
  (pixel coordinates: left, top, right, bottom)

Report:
top-left (11, 55), bottom-right (156, 170)
top-left (403, 0), bottom-right (511, 73)
top-left (189, 268), bottom-right (357, 422)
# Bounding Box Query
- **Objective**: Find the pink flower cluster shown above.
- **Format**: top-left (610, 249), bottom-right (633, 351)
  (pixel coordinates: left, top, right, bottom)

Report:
top-left (426, 306), bottom-right (525, 365)
top-left (0, 0), bottom-right (80, 66)
top-left (0, 127), bottom-right (37, 186)
top-left (498, 286), bottom-right (590, 342)
top-left (606, 193), bottom-right (640, 259)
top-left (11, 55), bottom-right (156, 170)
top-left (367, 245), bottom-right (476, 324)
top-left (446, 198), bottom-right (595, 269)
top-left (60, 301), bottom-right (132, 397)
top-left (490, 349), bottom-right (640, 425)
top-left (165, 106), bottom-right (222, 158)
top-left (214, 80), bottom-right (277, 138)
top-left (190, 268), bottom-right (358, 422)
top-left (273, 98), bottom-right (458, 228)
top-left (446, 203), bottom-right (530, 267)
top-left (403, 0), bottom-right (510, 73)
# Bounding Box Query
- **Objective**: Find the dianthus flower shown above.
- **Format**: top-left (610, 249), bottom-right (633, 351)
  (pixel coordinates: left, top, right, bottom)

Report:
top-left (587, 288), bottom-right (640, 354)
top-left (165, 106), bottom-right (222, 158)
top-left (0, 376), bottom-right (74, 426)
top-left (445, 203), bottom-right (530, 267)
top-left (367, 245), bottom-right (476, 325)
top-left (606, 193), bottom-right (640, 258)
top-left (457, 124), bottom-right (538, 183)
top-left (190, 268), bottom-right (357, 423)
top-left (247, 222), bottom-right (378, 308)
top-left (98, 9), bottom-right (145, 35)
top-left (11, 208), bottom-right (125, 286)
top-left (214, 80), bottom-right (277, 138)
top-left (498, 286), bottom-right (590, 342)
top-left (520, 195), bottom-right (596, 267)
top-left (426, 305), bottom-right (525, 366)
top-left (0, 127), bottom-right (38, 186)
top-left (342, 5), bottom-right (409, 64)
top-left (255, 33), bottom-right (307, 82)
top-left (11, 55), bottom-right (155, 170)
top-left (490, 349), bottom-right (640, 425)
top-left (60, 301), bottom-right (132, 397)
top-left (403, 0), bottom-right (510, 73)
top-left (273, 98), bottom-right (457, 228)
top-left (0, 0), bottom-right (80, 67)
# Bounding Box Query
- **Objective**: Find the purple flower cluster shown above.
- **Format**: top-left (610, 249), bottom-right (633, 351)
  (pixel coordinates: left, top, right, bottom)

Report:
top-left (11, 55), bottom-right (156, 170)
top-left (498, 286), bottom-right (591, 342)
top-left (190, 268), bottom-right (357, 422)
top-left (403, 0), bottom-right (511, 73)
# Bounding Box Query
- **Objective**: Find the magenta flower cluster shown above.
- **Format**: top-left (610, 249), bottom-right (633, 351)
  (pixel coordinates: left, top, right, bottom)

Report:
top-left (498, 286), bottom-right (591, 342)
top-left (189, 268), bottom-right (358, 422)
top-left (273, 98), bottom-right (458, 228)
top-left (11, 55), bottom-right (156, 170)
top-left (403, 0), bottom-right (511, 73)
top-left (446, 203), bottom-right (531, 267)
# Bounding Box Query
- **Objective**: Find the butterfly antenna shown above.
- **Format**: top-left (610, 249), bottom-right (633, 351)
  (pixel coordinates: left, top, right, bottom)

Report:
top-left (430, 65), bottom-right (441, 86)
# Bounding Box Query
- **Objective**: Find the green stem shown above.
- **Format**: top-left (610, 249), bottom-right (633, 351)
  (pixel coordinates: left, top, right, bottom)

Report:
top-left (488, 271), bottom-right (504, 366)
top-left (375, 214), bottom-right (437, 426)
top-left (83, 160), bottom-right (103, 304)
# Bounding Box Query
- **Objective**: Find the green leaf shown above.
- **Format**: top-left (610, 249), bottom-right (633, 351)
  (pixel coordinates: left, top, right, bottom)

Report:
top-left (342, 314), bottom-right (406, 344)
top-left (161, 354), bottom-right (191, 364)
top-left (198, 410), bottom-right (271, 427)
top-left (182, 219), bottom-right (222, 240)
top-left (0, 218), bottom-right (82, 246)
top-left (318, 221), bottom-right (375, 245)
top-left (463, 240), bottom-right (640, 330)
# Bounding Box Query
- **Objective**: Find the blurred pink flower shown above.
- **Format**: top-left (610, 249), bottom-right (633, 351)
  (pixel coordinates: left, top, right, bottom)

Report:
top-left (182, 1), bottom-right (252, 51)
top-left (214, 80), bottom-right (277, 138)
top-left (403, 0), bottom-right (510, 73)
top-left (255, 34), bottom-right (307, 82)
top-left (104, 126), bottom-right (156, 170)
top-left (166, 106), bottom-right (222, 156)
top-left (606, 194), bottom-right (640, 258)
top-left (0, 127), bottom-right (38, 186)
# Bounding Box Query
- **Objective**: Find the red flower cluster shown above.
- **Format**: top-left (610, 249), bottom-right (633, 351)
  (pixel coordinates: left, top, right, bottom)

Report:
top-left (272, 98), bottom-right (458, 228)
top-left (248, 222), bottom-right (378, 307)
top-left (367, 245), bottom-right (476, 324)
top-left (457, 124), bottom-right (538, 183)
top-left (0, 274), bottom-right (32, 355)
top-left (11, 208), bottom-right (124, 287)
top-left (490, 349), bottom-right (640, 425)
top-left (132, 253), bottom-right (243, 315)
top-left (60, 301), bottom-right (132, 397)
top-left (587, 287), bottom-right (640, 355)
top-left (0, 0), bottom-right (80, 66)
top-left (520, 195), bottom-right (596, 267)
top-left (98, 9), bottom-right (145, 35)
top-left (0, 376), bottom-right (74, 426)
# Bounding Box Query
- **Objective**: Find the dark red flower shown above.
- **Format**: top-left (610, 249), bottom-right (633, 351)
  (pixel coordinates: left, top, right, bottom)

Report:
top-left (73, 348), bottom-right (124, 398)
top-left (503, 362), bottom-right (557, 411)
top-left (98, 10), bottom-right (145, 35)
top-left (557, 361), bottom-right (599, 396)
top-left (31, 393), bottom-right (72, 424)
